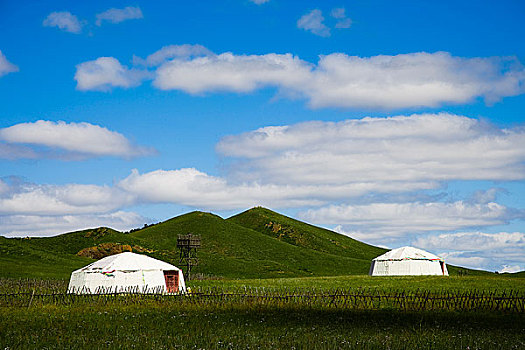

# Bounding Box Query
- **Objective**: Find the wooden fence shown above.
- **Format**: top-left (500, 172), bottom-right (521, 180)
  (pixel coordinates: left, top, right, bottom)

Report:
top-left (1, 288), bottom-right (524, 313)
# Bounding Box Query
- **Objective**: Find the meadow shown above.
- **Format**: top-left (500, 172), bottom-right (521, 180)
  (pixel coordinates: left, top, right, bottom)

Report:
top-left (1, 275), bottom-right (524, 349)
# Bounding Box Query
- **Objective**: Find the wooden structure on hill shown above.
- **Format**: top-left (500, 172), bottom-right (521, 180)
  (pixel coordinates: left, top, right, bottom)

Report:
top-left (177, 233), bottom-right (201, 280)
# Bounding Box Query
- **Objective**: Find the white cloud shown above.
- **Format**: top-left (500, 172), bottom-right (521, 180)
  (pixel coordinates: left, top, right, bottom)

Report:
top-left (75, 57), bottom-right (148, 91)
top-left (331, 8), bottom-right (352, 28)
top-left (78, 48), bottom-right (525, 109)
top-left (297, 9), bottom-right (330, 37)
top-left (96, 6), bottom-right (143, 26)
top-left (250, 0), bottom-right (270, 4)
top-left (118, 168), bottom-right (321, 210)
top-left (217, 114), bottom-right (525, 185)
top-left (0, 120), bottom-right (154, 159)
top-left (301, 201), bottom-right (518, 241)
top-left (154, 52), bottom-right (311, 93)
top-left (437, 248), bottom-right (525, 273)
top-left (335, 18), bottom-right (351, 29)
top-left (331, 8), bottom-right (346, 19)
top-left (0, 181), bottom-right (134, 216)
top-left (0, 179), bottom-right (9, 196)
top-left (43, 11), bottom-right (83, 33)
top-left (413, 231), bottom-right (525, 251)
top-left (135, 44), bottom-right (214, 67)
top-left (150, 50), bottom-right (525, 109)
top-left (0, 179), bottom-right (143, 237)
top-left (469, 188), bottom-right (506, 204)
top-left (306, 52), bottom-right (525, 108)
top-left (0, 211), bottom-right (146, 237)
top-left (499, 265), bottom-right (523, 273)
top-left (437, 251), bottom-right (488, 269)
top-left (0, 143), bottom-right (37, 159)
top-left (117, 169), bottom-right (439, 211)
top-left (0, 51), bottom-right (19, 77)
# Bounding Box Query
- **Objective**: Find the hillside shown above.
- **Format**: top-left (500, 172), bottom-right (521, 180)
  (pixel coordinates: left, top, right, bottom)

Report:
top-left (0, 207), bottom-right (492, 280)
top-left (126, 210), bottom-right (385, 278)
top-left (0, 227), bottom-right (145, 279)
top-left (228, 207), bottom-right (385, 260)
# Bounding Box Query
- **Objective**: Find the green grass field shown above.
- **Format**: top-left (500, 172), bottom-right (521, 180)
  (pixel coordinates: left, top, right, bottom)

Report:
top-left (2, 304), bottom-right (523, 349)
top-left (190, 274), bottom-right (525, 293)
top-left (1, 275), bottom-right (524, 349)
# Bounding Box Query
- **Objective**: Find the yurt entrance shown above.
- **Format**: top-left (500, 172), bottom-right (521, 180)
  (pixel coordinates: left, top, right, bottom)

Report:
top-left (163, 271), bottom-right (179, 293)
top-left (440, 261), bottom-right (446, 275)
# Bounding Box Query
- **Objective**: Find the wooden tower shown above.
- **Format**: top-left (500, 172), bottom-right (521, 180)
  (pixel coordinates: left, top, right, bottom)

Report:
top-left (176, 233), bottom-right (201, 280)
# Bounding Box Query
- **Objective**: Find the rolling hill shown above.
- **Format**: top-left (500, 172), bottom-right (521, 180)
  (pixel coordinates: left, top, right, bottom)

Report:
top-left (0, 207), bottom-right (487, 280)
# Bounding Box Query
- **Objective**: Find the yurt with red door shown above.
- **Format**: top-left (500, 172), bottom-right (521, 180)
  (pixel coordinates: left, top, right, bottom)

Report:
top-left (68, 252), bottom-right (186, 294)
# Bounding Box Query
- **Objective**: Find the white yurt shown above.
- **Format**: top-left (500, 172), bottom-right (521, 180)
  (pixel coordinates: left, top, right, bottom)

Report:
top-left (369, 246), bottom-right (448, 276)
top-left (68, 252), bottom-right (186, 294)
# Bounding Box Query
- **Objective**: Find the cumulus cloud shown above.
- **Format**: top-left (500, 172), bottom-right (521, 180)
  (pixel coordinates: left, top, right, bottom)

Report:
top-left (0, 51), bottom-right (19, 77)
top-left (217, 113), bottom-right (525, 185)
top-left (134, 44), bottom-right (214, 67)
top-left (75, 57), bottom-right (148, 91)
top-left (0, 143), bottom-right (38, 160)
top-left (43, 11), bottom-right (83, 33)
top-left (116, 169), bottom-right (438, 211)
top-left (152, 50), bottom-right (525, 109)
top-left (0, 120), bottom-right (155, 159)
top-left (153, 52), bottom-right (311, 93)
top-left (0, 181), bottom-right (134, 216)
top-left (437, 251), bottom-right (488, 269)
top-left (469, 188), bottom-right (507, 204)
top-left (95, 6), bottom-right (143, 26)
top-left (306, 52), bottom-right (525, 108)
top-left (413, 231), bottom-right (525, 252)
top-left (301, 201), bottom-right (519, 241)
top-left (0, 211), bottom-right (146, 237)
top-left (0, 178), bottom-right (144, 237)
top-left (499, 265), bottom-right (523, 273)
top-left (117, 168), bottom-right (324, 210)
top-left (78, 47), bottom-right (525, 108)
top-left (331, 8), bottom-right (352, 28)
top-left (297, 9), bottom-right (330, 37)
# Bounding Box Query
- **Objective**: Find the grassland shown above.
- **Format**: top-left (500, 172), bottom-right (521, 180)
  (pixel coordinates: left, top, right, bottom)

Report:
top-left (1, 275), bottom-right (524, 349)
top-left (190, 274), bottom-right (525, 293)
top-left (2, 304), bottom-right (523, 349)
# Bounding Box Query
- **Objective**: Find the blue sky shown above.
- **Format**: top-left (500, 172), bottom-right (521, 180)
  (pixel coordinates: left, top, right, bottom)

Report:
top-left (1, 0), bottom-right (524, 272)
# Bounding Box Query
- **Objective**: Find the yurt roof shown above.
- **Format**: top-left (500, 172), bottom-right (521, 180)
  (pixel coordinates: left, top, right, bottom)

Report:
top-left (74, 252), bottom-right (178, 273)
top-left (372, 246), bottom-right (443, 261)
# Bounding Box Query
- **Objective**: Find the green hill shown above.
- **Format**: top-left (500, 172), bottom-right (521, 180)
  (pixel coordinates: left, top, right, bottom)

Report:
top-left (0, 207), bottom-right (493, 280)
top-left (0, 227), bottom-right (144, 279)
top-left (125, 210), bottom-right (385, 279)
top-left (228, 207), bottom-right (384, 260)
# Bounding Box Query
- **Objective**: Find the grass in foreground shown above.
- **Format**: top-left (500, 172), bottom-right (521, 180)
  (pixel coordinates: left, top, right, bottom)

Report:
top-left (189, 275), bottom-right (525, 293)
top-left (1, 304), bottom-right (523, 349)
top-left (1, 277), bottom-right (524, 349)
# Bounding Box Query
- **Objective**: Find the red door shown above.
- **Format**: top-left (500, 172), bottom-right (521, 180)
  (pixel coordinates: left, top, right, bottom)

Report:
top-left (163, 271), bottom-right (179, 293)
